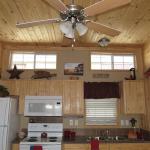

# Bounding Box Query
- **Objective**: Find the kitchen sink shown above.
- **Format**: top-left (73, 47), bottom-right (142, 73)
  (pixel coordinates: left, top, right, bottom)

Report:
top-left (87, 136), bottom-right (128, 142)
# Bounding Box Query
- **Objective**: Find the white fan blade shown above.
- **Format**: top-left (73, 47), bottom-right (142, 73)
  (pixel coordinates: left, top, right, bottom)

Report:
top-left (42, 0), bottom-right (68, 13)
top-left (86, 20), bottom-right (121, 37)
top-left (16, 18), bottom-right (61, 28)
top-left (83, 0), bottom-right (131, 17)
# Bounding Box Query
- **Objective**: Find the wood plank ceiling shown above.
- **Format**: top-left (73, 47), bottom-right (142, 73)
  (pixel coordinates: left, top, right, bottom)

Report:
top-left (0, 0), bottom-right (150, 45)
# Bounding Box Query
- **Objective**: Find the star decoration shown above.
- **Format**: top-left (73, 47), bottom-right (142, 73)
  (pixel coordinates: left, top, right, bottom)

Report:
top-left (7, 65), bottom-right (24, 79)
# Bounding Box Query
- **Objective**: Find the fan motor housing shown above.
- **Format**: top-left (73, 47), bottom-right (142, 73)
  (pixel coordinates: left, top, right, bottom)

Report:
top-left (60, 5), bottom-right (85, 22)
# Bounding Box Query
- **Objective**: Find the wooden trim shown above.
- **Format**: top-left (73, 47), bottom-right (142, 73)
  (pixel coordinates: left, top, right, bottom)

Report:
top-left (2, 42), bottom-right (143, 51)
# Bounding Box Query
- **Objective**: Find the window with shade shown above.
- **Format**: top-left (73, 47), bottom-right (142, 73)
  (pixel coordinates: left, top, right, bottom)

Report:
top-left (85, 98), bottom-right (118, 125)
top-left (10, 52), bottom-right (57, 69)
top-left (91, 53), bottom-right (135, 70)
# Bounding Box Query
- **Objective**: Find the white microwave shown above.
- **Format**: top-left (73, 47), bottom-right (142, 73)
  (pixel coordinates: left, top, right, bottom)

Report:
top-left (24, 96), bottom-right (62, 116)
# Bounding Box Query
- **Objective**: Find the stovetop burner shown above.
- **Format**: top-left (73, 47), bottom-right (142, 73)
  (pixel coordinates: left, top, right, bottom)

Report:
top-left (49, 139), bottom-right (57, 142)
top-left (30, 137), bottom-right (37, 139)
top-left (49, 137), bottom-right (57, 139)
top-left (27, 139), bottom-right (38, 142)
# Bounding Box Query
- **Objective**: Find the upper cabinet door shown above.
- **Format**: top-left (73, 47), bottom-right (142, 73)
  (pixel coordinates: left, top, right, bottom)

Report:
top-left (15, 80), bottom-right (63, 114)
top-left (63, 80), bottom-right (84, 116)
top-left (122, 80), bottom-right (146, 114)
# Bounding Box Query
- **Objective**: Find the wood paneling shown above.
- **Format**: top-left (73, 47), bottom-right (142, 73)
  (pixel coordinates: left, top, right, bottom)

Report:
top-left (12, 143), bottom-right (19, 150)
top-left (0, 43), bottom-right (2, 75)
top-left (63, 80), bottom-right (84, 116)
top-left (1, 42), bottom-right (144, 80)
top-left (110, 143), bottom-right (150, 150)
top-left (0, 0), bottom-right (150, 44)
top-left (143, 42), bottom-right (150, 71)
top-left (121, 80), bottom-right (146, 114)
top-left (143, 79), bottom-right (150, 131)
top-left (63, 144), bottom-right (109, 150)
top-left (143, 42), bottom-right (150, 131)
top-left (0, 80), bottom-right (63, 114)
top-left (0, 80), bottom-right (84, 115)
top-left (63, 144), bottom-right (89, 150)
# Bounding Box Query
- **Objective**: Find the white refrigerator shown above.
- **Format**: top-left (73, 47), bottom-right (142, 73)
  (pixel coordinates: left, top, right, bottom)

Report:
top-left (0, 97), bottom-right (19, 150)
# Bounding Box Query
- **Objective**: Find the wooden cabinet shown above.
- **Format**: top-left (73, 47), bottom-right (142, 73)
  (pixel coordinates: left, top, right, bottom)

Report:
top-left (98, 144), bottom-right (109, 150)
top-left (12, 143), bottom-right (19, 150)
top-left (121, 80), bottom-right (146, 114)
top-left (0, 80), bottom-right (84, 115)
top-left (63, 144), bottom-right (109, 150)
top-left (110, 143), bottom-right (150, 150)
top-left (63, 80), bottom-right (84, 116)
top-left (16, 80), bottom-right (63, 114)
top-left (64, 143), bottom-right (150, 150)
top-left (63, 144), bottom-right (89, 150)
top-left (0, 80), bottom-right (63, 114)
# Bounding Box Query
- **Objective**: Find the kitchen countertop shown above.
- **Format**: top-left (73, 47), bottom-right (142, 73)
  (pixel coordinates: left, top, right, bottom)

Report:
top-left (12, 136), bottom-right (150, 144)
top-left (63, 136), bottom-right (150, 144)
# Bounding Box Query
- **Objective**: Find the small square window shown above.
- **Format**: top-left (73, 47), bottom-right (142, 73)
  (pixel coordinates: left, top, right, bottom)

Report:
top-left (91, 53), bottom-right (135, 70)
top-left (11, 53), bottom-right (34, 69)
top-left (91, 54), bottom-right (112, 70)
top-left (10, 52), bottom-right (57, 70)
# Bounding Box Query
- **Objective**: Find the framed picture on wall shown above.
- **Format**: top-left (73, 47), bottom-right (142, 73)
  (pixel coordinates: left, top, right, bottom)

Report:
top-left (64, 63), bottom-right (83, 75)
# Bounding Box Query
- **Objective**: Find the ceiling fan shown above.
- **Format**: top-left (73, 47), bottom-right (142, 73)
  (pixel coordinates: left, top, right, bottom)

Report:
top-left (16, 0), bottom-right (131, 39)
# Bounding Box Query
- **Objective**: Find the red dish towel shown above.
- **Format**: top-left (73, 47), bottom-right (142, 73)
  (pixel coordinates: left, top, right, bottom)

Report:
top-left (33, 146), bottom-right (43, 150)
top-left (91, 139), bottom-right (99, 150)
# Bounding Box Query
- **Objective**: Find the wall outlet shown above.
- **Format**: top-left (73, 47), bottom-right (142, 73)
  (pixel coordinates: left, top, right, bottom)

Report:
top-left (121, 120), bottom-right (125, 126)
top-left (69, 120), bottom-right (73, 126)
top-left (125, 120), bottom-right (129, 126)
top-left (74, 120), bottom-right (78, 127)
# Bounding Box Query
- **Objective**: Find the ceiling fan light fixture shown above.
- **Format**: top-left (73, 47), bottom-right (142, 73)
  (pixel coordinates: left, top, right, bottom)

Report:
top-left (98, 37), bottom-right (110, 47)
top-left (64, 32), bottom-right (75, 39)
top-left (60, 21), bottom-right (73, 35)
top-left (76, 23), bottom-right (88, 36)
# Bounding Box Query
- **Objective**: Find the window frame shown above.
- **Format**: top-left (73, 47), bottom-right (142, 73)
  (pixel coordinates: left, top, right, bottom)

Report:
top-left (10, 51), bottom-right (57, 70)
top-left (90, 53), bottom-right (136, 71)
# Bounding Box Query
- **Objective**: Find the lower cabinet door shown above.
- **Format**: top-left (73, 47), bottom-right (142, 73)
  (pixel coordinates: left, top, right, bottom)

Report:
top-left (12, 144), bottom-right (19, 150)
top-left (63, 144), bottom-right (89, 150)
top-left (110, 143), bottom-right (150, 150)
top-left (63, 144), bottom-right (109, 150)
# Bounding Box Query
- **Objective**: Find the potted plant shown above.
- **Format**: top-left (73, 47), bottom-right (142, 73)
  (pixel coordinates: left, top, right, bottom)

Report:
top-left (0, 85), bottom-right (9, 97)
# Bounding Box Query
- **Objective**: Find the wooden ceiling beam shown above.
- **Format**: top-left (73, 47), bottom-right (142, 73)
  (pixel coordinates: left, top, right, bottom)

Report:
top-left (2, 41), bottom-right (144, 52)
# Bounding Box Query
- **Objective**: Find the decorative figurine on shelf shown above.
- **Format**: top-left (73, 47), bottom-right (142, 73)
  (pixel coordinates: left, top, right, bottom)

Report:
top-left (7, 65), bottom-right (24, 79)
top-left (31, 71), bottom-right (57, 79)
top-left (128, 118), bottom-right (138, 139)
top-left (130, 68), bottom-right (136, 80)
top-left (130, 118), bottom-right (137, 128)
top-left (125, 68), bottom-right (136, 80)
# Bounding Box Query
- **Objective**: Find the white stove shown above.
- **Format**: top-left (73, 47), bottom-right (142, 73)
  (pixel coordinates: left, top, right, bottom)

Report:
top-left (20, 123), bottom-right (63, 150)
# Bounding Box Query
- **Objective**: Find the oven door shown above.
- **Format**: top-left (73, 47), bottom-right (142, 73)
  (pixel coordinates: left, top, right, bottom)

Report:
top-left (24, 96), bottom-right (62, 116)
top-left (20, 144), bottom-right (61, 150)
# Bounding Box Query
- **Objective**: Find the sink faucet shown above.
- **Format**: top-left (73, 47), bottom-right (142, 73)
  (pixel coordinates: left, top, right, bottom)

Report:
top-left (105, 129), bottom-right (110, 139)
top-left (100, 129), bottom-right (111, 140)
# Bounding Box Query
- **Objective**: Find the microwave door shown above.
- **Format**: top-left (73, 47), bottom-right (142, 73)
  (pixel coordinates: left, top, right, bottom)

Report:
top-left (24, 100), bottom-right (62, 116)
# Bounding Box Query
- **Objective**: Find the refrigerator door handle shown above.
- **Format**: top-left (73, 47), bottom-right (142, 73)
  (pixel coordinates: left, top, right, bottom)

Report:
top-left (1, 127), bottom-right (3, 150)
top-left (0, 125), bottom-right (7, 127)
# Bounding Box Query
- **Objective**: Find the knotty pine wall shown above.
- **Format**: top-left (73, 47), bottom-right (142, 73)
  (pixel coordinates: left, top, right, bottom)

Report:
top-left (143, 42), bottom-right (150, 131)
top-left (0, 42), bottom-right (146, 130)
top-left (0, 42), bottom-right (144, 81)
top-left (0, 43), bottom-right (2, 76)
top-left (143, 42), bottom-right (150, 71)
